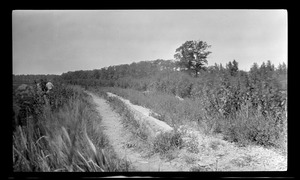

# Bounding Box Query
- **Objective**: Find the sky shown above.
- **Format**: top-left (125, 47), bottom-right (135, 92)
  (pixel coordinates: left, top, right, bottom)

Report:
top-left (12, 10), bottom-right (287, 75)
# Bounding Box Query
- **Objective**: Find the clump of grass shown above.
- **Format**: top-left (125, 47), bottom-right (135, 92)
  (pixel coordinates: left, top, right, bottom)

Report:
top-left (190, 164), bottom-right (213, 171)
top-left (184, 155), bottom-right (197, 164)
top-left (230, 155), bottom-right (256, 168)
top-left (152, 129), bottom-right (183, 155)
top-left (185, 140), bottom-right (200, 154)
top-left (209, 140), bottom-right (223, 151)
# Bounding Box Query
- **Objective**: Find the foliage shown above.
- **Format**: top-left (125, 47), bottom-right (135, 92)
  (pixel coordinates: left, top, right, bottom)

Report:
top-left (13, 84), bottom-right (131, 171)
top-left (152, 130), bottom-right (183, 155)
top-left (174, 40), bottom-right (211, 77)
top-left (58, 57), bottom-right (287, 149)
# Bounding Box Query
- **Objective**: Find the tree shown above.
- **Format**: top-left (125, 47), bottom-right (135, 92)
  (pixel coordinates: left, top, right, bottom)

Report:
top-left (174, 40), bottom-right (211, 77)
top-left (232, 60), bottom-right (239, 76)
top-left (277, 62), bottom-right (287, 75)
top-left (226, 60), bottom-right (239, 76)
top-left (266, 60), bottom-right (275, 72)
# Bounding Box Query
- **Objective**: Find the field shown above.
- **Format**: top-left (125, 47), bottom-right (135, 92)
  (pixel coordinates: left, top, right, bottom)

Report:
top-left (12, 59), bottom-right (287, 172)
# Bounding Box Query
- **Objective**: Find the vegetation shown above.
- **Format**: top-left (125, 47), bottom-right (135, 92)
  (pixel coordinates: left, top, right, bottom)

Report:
top-left (60, 55), bottom-right (287, 150)
top-left (13, 39), bottom-right (287, 171)
top-left (174, 40), bottom-right (211, 77)
top-left (13, 82), bottom-right (132, 171)
top-left (152, 130), bottom-right (183, 155)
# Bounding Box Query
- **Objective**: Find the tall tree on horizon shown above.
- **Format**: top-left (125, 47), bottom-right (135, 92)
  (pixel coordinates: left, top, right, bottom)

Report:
top-left (174, 40), bottom-right (211, 77)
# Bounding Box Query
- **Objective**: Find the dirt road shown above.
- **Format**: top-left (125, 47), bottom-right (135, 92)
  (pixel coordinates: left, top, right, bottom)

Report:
top-left (87, 92), bottom-right (185, 171)
top-left (87, 91), bottom-right (287, 171)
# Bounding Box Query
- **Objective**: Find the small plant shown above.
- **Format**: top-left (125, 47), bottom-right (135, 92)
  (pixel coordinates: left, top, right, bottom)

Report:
top-left (185, 139), bottom-right (199, 154)
top-left (210, 140), bottom-right (222, 151)
top-left (152, 130), bottom-right (183, 155)
top-left (184, 155), bottom-right (197, 164)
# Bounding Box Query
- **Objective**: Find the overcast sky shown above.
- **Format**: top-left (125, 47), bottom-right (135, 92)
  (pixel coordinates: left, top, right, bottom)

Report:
top-left (13, 10), bottom-right (287, 75)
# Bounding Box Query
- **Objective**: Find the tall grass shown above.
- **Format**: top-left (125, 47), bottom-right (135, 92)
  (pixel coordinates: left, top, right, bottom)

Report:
top-left (13, 85), bottom-right (131, 171)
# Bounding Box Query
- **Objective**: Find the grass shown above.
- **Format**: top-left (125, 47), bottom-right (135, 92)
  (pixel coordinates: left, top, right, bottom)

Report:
top-left (94, 87), bottom-right (206, 127)
top-left (190, 164), bottom-right (214, 172)
top-left (13, 85), bottom-right (132, 172)
top-left (152, 130), bottom-right (184, 155)
top-left (185, 139), bottom-right (200, 154)
top-left (184, 154), bottom-right (197, 164)
top-left (209, 140), bottom-right (224, 151)
top-left (91, 87), bottom-right (287, 153)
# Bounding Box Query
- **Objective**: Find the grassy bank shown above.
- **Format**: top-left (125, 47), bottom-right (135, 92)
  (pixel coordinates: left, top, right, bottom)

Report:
top-left (13, 85), bottom-right (131, 172)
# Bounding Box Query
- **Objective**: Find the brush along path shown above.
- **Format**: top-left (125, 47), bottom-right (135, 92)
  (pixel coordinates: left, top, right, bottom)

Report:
top-left (102, 92), bottom-right (287, 171)
top-left (88, 91), bottom-right (287, 171)
top-left (87, 92), bottom-right (184, 171)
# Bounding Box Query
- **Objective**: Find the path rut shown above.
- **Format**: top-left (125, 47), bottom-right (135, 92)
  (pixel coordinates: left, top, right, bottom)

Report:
top-left (87, 92), bottom-right (184, 171)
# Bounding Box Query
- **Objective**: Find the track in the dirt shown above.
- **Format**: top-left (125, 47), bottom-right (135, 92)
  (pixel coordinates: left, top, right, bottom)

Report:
top-left (87, 92), bottom-right (184, 171)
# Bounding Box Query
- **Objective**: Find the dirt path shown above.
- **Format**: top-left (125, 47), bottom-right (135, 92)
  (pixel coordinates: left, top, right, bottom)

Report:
top-left (87, 92), bottom-right (184, 171)
top-left (106, 92), bottom-right (173, 137)
top-left (87, 91), bottom-right (287, 171)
